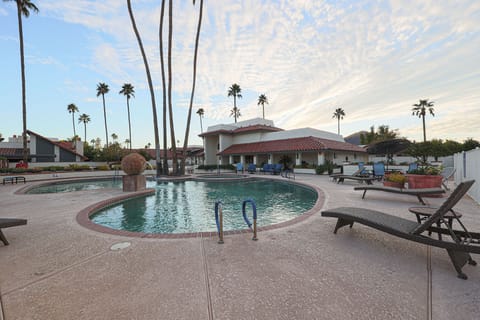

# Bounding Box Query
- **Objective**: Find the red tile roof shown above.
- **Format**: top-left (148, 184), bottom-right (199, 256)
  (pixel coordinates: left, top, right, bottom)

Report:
top-left (199, 124), bottom-right (283, 137)
top-left (218, 136), bottom-right (366, 155)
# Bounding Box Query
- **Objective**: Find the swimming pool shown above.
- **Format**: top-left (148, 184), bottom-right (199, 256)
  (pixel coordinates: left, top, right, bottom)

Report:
top-left (25, 178), bottom-right (123, 194)
top-left (90, 179), bottom-right (317, 234)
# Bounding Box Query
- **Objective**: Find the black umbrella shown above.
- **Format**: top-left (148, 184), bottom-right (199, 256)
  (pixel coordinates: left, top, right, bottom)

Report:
top-left (366, 139), bottom-right (411, 170)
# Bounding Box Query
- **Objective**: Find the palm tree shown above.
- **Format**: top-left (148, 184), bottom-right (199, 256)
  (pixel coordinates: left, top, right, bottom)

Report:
top-left (181, 0), bottom-right (204, 174)
top-left (230, 107), bottom-right (241, 121)
top-left (5, 0), bottom-right (39, 163)
top-left (159, 0), bottom-right (168, 175)
top-left (67, 103), bottom-right (79, 138)
top-left (119, 83), bottom-right (135, 150)
top-left (412, 99), bottom-right (435, 142)
top-left (96, 82), bottom-right (110, 147)
top-left (111, 133), bottom-right (118, 143)
top-left (257, 94), bottom-right (268, 119)
top-left (167, 0), bottom-right (178, 174)
top-left (124, 139), bottom-right (130, 148)
top-left (196, 108), bottom-right (205, 133)
top-left (128, 0), bottom-right (162, 177)
top-left (332, 107), bottom-right (346, 135)
top-left (228, 83), bottom-right (242, 123)
top-left (78, 113), bottom-right (91, 144)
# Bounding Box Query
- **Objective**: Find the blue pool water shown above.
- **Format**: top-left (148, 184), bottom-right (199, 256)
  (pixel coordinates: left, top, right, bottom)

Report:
top-left (26, 179), bottom-right (123, 194)
top-left (91, 179), bottom-right (317, 234)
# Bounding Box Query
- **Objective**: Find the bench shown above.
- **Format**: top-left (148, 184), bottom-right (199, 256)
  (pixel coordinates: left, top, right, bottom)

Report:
top-left (2, 176), bottom-right (26, 185)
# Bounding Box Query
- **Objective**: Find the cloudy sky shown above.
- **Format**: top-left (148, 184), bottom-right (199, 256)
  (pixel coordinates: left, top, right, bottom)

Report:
top-left (1, 0), bottom-right (479, 148)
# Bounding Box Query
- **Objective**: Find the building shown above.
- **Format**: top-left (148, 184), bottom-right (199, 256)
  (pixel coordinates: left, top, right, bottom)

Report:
top-left (0, 131), bottom-right (87, 164)
top-left (199, 118), bottom-right (367, 167)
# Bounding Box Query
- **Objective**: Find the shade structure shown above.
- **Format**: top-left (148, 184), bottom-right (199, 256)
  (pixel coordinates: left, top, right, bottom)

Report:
top-left (367, 139), bottom-right (411, 169)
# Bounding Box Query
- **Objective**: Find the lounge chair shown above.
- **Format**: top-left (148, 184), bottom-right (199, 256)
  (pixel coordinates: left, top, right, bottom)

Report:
top-left (0, 218), bottom-right (27, 245)
top-left (236, 163), bottom-right (244, 174)
top-left (330, 168), bottom-right (375, 185)
top-left (273, 164), bottom-right (283, 175)
top-left (247, 163), bottom-right (256, 173)
top-left (372, 162), bottom-right (385, 180)
top-left (407, 162), bottom-right (418, 173)
top-left (261, 164), bottom-right (274, 174)
top-left (441, 167), bottom-right (456, 190)
top-left (354, 185), bottom-right (445, 205)
top-left (322, 180), bottom-right (479, 279)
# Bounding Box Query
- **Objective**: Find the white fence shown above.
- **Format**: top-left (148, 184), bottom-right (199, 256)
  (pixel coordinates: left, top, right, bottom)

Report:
top-left (454, 148), bottom-right (480, 204)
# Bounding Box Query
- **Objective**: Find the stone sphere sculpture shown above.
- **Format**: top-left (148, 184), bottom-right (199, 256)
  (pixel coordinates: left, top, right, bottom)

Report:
top-left (121, 153), bottom-right (146, 175)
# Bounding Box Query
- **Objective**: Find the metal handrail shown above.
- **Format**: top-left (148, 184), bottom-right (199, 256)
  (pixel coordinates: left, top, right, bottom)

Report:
top-left (242, 199), bottom-right (258, 241)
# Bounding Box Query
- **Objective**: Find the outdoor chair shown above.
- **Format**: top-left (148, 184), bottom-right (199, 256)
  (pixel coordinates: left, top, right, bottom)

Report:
top-left (354, 185), bottom-right (445, 205)
top-left (236, 163), bottom-right (244, 174)
top-left (372, 162), bottom-right (385, 180)
top-left (0, 218), bottom-right (27, 245)
top-left (273, 164), bottom-right (283, 175)
top-left (322, 180), bottom-right (479, 279)
top-left (261, 164), bottom-right (274, 174)
top-left (441, 167), bottom-right (456, 190)
top-left (407, 162), bottom-right (418, 173)
top-left (247, 163), bottom-right (256, 174)
top-left (330, 168), bottom-right (375, 185)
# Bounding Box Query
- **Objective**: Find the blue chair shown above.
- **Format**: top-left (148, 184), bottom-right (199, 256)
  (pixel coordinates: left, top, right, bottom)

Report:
top-left (273, 163), bottom-right (283, 175)
top-left (407, 162), bottom-right (418, 173)
top-left (358, 162), bottom-right (367, 175)
top-left (372, 162), bottom-right (385, 180)
top-left (261, 163), bottom-right (274, 174)
top-left (247, 163), bottom-right (256, 173)
top-left (236, 163), bottom-right (244, 174)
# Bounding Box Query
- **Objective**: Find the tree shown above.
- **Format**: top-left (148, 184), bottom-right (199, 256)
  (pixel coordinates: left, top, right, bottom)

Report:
top-left (167, 0), bottom-right (178, 174)
top-left (181, 0), bottom-right (204, 175)
top-left (228, 83), bottom-right (242, 123)
top-left (158, 0), bottom-right (168, 175)
top-left (0, 133), bottom-right (4, 142)
top-left (230, 107), bottom-right (241, 121)
top-left (332, 107), bottom-right (345, 135)
top-left (124, 139), bottom-right (130, 148)
top-left (463, 138), bottom-right (480, 151)
top-left (5, 0), bottom-right (39, 163)
top-left (78, 113), bottom-right (91, 144)
top-left (119, 83), bottom-right (135, 150)
top-left (196, 108), bottom-right (205, 133)
top-left (67, 103), bottom-right (79, 138)
top-left (360, 125), bottom-right (400, 145)
top-left (257, 94), bottom-right (268, 119)
top-left (412, 99), bottom-right (435, 142)
top-left (111, 133), bottom-right (118, 142)
top-left (96, 82), bottom-right (110, 147)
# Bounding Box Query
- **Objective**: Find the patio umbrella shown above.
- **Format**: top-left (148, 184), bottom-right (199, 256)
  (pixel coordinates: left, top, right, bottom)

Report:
top-left (366, 139), bottom-right (411, 170)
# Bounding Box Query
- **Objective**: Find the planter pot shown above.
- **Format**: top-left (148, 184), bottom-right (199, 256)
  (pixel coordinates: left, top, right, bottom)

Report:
top-left (383, 181), bottom-right (405, 189)
top-left (406, 174), bottom-right (443, 197)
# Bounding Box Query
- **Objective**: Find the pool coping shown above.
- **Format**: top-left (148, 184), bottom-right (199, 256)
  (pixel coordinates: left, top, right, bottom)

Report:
top-left (75, 177), bottom-right (326, 239)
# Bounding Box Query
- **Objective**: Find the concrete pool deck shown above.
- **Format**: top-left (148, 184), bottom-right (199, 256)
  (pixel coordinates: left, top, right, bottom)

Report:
top-left (1, 172), bottom-right (479, 319)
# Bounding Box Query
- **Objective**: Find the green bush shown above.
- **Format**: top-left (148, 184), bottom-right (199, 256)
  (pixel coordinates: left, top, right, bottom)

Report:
top-left (96, 165), bottom-right (110, 171)
top-left (316, 160), bottom-right (335, 175)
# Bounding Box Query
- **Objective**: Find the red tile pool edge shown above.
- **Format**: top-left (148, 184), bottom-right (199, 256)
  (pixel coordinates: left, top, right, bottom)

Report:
top-left (76, 181), bottom-right (325, 239)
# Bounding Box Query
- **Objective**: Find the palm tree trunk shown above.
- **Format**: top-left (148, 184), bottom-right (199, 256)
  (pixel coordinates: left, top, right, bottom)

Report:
top-left (181, 0), bottom-right (204, 175)
top-left (102, 94), bottom-right (109, 147)
top-left (84, 123), bottom-right (87, 144)
top-left (167, 0), bottom-right (178, 175)
top-left (262, 105), bottom-right (265, 119)
top-left (127, 98), bottom-right (132, 150)
top-left (337, 118), bottom-right (340, 135)
top-left (16, 2), bottom-right (28, 163)
top-left (234, 96), bottom-right (237, 123)
top-left (72, 113), bottom-right (76, 137)
top-left (127, 0), bottom-right (161, 177)
top-left (199, 115), bottom-right (203, 133)
top-left (159, 0), bottom-right (169, 175)
top-left (422, 115), bottom-right (427, 142)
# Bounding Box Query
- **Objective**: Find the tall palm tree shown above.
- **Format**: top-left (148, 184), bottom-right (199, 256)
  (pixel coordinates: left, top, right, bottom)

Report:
top-left (257, 94), bottom-right (268, 119)
top-left (181, 0), bottom-right (204, 174)
top-left (96, 82), bottom-right (110, 147)
top-left (332, 107), bottom-right (346, 135)
top-left (166, 0), bottom-right (178, 174)
top-left (412, 99), bottom-right (435, 142)
top-left (196, 108), bottom-right (205, 133)
top-left (119, 83), bottom-right (135, 150)
top-left (67, 103), bottom-right (79, 138)
top-left (128, 0), bottom-right (162, 177)
top-left (78, 113), bottom-right (91, 144)
top-left (158, 0), bottom-right (168, 175)
top-left (230, 107), bottom-right (241, 121)
top-left (5, 0), bottom-right (39, 163)
top-left (111, 133), bottom-right (118, 143)
top-left (228, 83), bottom-right (242, 123)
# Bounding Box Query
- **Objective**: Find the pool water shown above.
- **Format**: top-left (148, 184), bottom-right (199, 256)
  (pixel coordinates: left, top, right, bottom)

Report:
top-left (26, 179), bottom-right (123, 194)
top-left (91, 179), bottom-right (317, 234)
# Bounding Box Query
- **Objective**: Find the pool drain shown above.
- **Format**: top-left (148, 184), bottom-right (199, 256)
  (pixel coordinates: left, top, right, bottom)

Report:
top-left (110, 242), bottom-right (131, 251)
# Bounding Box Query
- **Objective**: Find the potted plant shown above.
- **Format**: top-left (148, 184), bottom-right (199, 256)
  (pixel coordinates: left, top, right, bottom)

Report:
top-left (383, 172), bottom-right (407, 189)
top-left (406, 166), bottom-right (442, 189)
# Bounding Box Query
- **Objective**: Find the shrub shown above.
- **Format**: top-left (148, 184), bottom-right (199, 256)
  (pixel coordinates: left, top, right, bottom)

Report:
top-left (96, 165), bottom-right (110, 171)
top-left (408, 166), bottom-right (442, 175)
top-left (385, 172), bottom-right (407, 184)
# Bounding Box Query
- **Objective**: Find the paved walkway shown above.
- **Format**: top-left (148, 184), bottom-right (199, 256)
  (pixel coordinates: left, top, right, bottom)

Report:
top-left (1, 172), bottom-right (479, 319)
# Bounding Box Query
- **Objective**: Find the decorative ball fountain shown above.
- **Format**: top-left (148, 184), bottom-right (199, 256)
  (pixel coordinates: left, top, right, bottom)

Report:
top-left (121, 153), bottom-right (147, 192)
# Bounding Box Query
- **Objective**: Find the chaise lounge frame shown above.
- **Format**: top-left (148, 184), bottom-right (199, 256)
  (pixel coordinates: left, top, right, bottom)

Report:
top-left (322, 180), bottom-right (480, 279)
top-left (354, 185), bottom-right (445, 205)
top-left (0, 218), bottom-right (27, 245)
